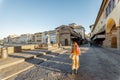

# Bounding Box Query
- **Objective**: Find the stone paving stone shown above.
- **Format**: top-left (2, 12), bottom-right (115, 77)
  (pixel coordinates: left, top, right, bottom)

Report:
top-left (0, 62), bottom-right (34, 80)
top-left (15, 66), bottom-right (65, 80)
top-left (26, 58), bottom-right (44, 65)
top-left (0, 57), bottom-right (24, 70)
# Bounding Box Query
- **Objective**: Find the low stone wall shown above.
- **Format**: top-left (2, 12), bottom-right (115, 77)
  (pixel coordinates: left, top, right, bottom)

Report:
top-left (0, 43), bottom-right (59, 58)
top-left (21, 45), bottom-right (35, 50)
top-left (7, 47), bottom-right (14, 54)
top-left (0, 48), bottom-right (8, 58)
top-left (14, 46), bottom-right (22, 52)
top-left (52, 44), bottom-right (58, 47)
top-left (34, 44), bottom-right (42, 49)
top-left (42, 44), bottom-right (48, 48)
top-left (0, 46), bottom-right (22, 56)
top-left (48, 43), bottom-right (59, 51)
top-left (39, 44), bottom-right (47, 50)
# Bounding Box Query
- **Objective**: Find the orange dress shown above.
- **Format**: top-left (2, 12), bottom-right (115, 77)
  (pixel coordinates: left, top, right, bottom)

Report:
top-left (71, 42), bottom-right (81, 70)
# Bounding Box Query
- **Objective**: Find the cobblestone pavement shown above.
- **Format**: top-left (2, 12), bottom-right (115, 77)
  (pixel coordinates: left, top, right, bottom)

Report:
top-left (15, 44), bottom-right (120, 80)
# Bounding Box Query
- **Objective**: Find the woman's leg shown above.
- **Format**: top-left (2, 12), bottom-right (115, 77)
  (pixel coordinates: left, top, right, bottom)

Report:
top-left (72, 55), bottom-right (75, 74)
top-left (75, 56), bottom-right (79, 74)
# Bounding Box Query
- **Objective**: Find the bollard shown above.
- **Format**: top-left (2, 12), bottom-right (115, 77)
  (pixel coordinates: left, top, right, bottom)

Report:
top-left (1, 47), bottom-right (8, 59)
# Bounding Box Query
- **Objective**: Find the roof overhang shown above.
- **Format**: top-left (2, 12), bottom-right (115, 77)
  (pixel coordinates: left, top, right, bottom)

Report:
top-left (93, 34), bottom-right (105, 40)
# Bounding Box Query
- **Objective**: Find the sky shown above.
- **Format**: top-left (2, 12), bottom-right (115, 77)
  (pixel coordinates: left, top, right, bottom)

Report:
top-left (0, 0), bottom-right (102, 39)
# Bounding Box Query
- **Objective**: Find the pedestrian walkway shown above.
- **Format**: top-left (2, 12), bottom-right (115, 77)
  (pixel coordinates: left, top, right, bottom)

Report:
top-left (102, 47), bottom-right (120, 55)
top-left (14, 44), bottom-right (120, 80)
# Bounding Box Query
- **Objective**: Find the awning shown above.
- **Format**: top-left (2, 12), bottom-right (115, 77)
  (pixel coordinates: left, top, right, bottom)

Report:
top-left (93, 34), bottom-right (105, 40)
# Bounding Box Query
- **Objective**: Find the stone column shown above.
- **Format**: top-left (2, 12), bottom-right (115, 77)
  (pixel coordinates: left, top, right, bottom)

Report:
top-left (105, 33), bottom-right (111, 47)
top-left (117, 26), bottom-right (120, 50)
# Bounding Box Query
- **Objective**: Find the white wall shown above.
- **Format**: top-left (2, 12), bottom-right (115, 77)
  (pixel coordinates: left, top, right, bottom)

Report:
top-left (50, 34), bottom-right (56, 43)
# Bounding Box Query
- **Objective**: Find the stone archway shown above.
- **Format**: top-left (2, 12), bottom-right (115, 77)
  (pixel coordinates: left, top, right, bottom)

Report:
top-left (106, 18), bottom-right (117, 48)
top-left (106, 18), bottom-right (116, 33)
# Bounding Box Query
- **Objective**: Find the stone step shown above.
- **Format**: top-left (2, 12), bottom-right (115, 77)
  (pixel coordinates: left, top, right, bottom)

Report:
top-left (51, 48), bottom-right (61, 52)
top-left (22, 50), bottom-right (51, 56)
top-left (51, 48), bottom-right (67, 54)
top-left (0, 57), bottom-right (24, 70)
top-left (48, 47), bottom-right (59, 51)
top-left (9, 53), bottom-right (37, 60)
top-left (22, 50), bottom-right (47, 56)
top-left (0, 62), bottom-right (34, 80)
top-left (26, 57), bottom-right (44, 64)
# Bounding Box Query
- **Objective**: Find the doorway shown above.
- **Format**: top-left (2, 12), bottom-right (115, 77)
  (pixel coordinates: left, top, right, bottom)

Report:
top-left (65, 39), bottom-right (68, 46)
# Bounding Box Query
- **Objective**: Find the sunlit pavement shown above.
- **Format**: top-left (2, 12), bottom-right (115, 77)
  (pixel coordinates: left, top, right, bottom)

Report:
top-left (15, 44), bottom-right (120, 80)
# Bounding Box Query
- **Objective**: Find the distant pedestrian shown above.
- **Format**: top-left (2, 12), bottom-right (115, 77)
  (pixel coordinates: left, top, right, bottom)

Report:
top-left (70, 41), bottom-right (81, 74)
top-left (51, 41), bottom-right (53, 46)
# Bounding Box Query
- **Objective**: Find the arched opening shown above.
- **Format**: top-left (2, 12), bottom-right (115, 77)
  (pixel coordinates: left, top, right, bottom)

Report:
top-left (65, 39), bottom-right (68, 46)
top-left (106, 18), bottom-right (116, 33)
top-left (106, 18), bottom-right (117, 48)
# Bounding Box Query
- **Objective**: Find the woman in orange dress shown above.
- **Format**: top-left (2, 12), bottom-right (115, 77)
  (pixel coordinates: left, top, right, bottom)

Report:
top-left (71, 41), bottom-right (81, 74)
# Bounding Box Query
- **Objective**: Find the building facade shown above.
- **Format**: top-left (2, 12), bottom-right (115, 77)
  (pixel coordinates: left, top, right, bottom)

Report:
top-left (56, 23), bottom-right (84, 46)
top-left (56, 25), bottom-right (72, 46)
top-left (12, 37), bottom-right (20, 44)
top-left (4, 35), bottom-right (18, 44)
top-left (3, 34), bottom-right (33, 44)
top-left (49, 30), bottom-right (56, 44)
top-left (19, 34), bottom-right (33, 44)
top-left (0, 39), bottom-right (3, 45)
top-left (69, 23), bottom-right (85, 40)
top-left (33, 32), bottom-right (42, 44)
top-left (90, 0), bottom-right (120, 50)
top-left (42, 31), bottom-right (48, 44)
top-left (42, 30), bottom-right (56, 44)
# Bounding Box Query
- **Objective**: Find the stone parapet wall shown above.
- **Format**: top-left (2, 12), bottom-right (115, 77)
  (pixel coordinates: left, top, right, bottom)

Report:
top-left (7, 47), bottom-right (14, 54)
top-left (34, 44), bottom-right (42, 49)
top-left (0, 43), bottom-right (60, 58)
top-left (21, 45), bottom-right (35, 50)
top-left (42, 44), bottom-right (48, 48)
top-left (52, 44), bottom-right (58, 47)
top-left (14, 46), bottom-right (21, 52)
